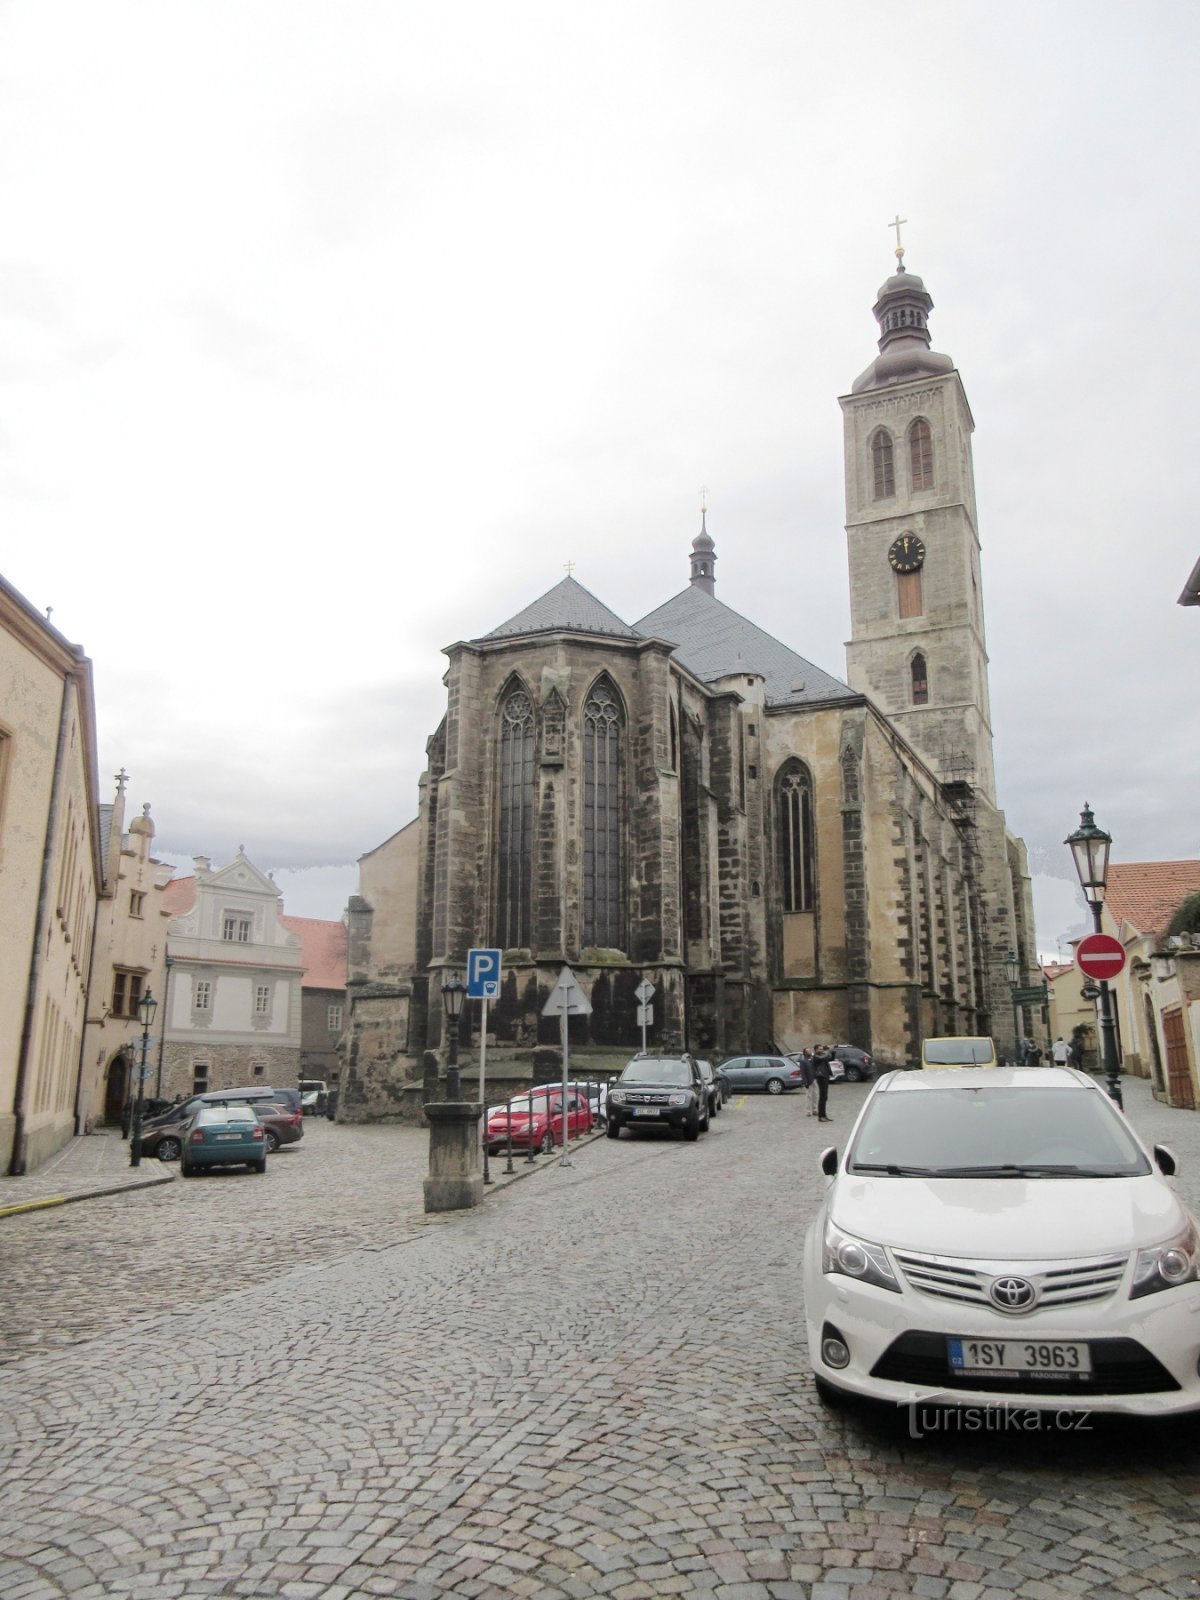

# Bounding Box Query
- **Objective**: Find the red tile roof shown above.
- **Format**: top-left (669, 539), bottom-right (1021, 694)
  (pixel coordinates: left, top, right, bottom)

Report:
top-left (1043, 962), bottom-right (1074, 980)
top-left (280, 915), bottom-right (348, 991)
top-left (162, 876), bottom-right (196, 915)
top-left (1105, 861), bottom-right (1200, 938)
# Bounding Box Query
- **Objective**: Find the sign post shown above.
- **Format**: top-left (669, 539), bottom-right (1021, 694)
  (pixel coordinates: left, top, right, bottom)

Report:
top-left (635, 979), bottom-right (654, 1053)
top-left (541, 966), bottom-right (592, 1166)
top-left (467, 949), bottom-right (501, 1183)
top-left (1075, 933), bottom-right (1126, 1109)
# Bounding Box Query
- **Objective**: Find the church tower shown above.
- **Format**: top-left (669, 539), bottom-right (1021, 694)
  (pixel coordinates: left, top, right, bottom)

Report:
top-left (840, 248), bottom-right (996, 805)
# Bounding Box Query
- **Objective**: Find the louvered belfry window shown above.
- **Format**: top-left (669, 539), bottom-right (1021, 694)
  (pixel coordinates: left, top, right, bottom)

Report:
top-left (583, 682), bottom-right (623, 948)
top-left (778, 762), bottom-right (815, 913)
top-left (871, 429), bottom-right (895, 499)
top-left (497, 689), bottom-right (535, 948)
top-left (909, 418), bottom-right (934, 490)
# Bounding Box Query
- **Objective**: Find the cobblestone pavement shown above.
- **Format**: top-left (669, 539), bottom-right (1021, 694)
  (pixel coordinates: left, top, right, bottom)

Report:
top-left (1, 1076), bottom-right (1199, 1600)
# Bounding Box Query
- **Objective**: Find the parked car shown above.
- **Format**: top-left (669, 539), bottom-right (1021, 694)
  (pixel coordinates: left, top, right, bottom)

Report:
top-left (696, 1059), bottom-right (723, 1116)
top-left (299, 1079), bottom-right (328, 1114)
top-left (718, 1055), bottom-right (805, 1095)
top-left (789, 1047), bottom-right (875, 1084)
top-left (606, 1055), bottom-right (709, 1140)
top-left (530, 1079), bottom-right (610, 1121)
top-left (920, 1036), bottom-right (997, 1069)
top-left (180, 1104), bottom-right (268, 1176)
top-left (803, 1065), bottom-right (1200, 1416)
top-left (484, 1088), bottom-right (593, 1155)
top-left (140, 1098), bottom-right (302, 1161)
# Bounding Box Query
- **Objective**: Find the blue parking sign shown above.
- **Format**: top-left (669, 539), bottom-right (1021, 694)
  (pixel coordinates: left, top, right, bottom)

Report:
top-left (466, 948), bottom-right (502, 1000)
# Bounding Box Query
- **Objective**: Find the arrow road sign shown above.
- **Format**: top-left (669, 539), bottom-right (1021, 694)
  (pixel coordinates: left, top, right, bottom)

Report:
top-left (541, 965), bottom-right (593, 1017)
top-left (466, 949), bottom-right (502, 999)
top-left (1076, 933), bottom-right (1126, 982)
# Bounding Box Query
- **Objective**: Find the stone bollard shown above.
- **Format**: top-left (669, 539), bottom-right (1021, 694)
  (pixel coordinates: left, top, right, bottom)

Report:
top-left (423, 1102), bottom-right (485, 1212)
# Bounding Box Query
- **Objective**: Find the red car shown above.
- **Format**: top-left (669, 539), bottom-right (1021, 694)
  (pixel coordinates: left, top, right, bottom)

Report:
top-left (485, 1089), bottom-right (593, 1155)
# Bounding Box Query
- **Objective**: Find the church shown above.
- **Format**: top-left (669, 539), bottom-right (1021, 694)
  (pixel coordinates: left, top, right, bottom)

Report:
top-left (340, 254), bottom-right (1036, 1116)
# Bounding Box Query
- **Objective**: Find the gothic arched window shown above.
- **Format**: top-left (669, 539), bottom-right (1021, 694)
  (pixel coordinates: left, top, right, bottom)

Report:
top-left (909, 418), bottom-right (934, 491)
top-left (778, 761), bottom-right (815, 913)
top-left (871, 429), bottom-right (895, 499)
top-left (911, 653), bottom-right (929, 705)
top-left (583, 680), bottom-right (624, 948)
top-left (497, 687), bottom-right (535, 947)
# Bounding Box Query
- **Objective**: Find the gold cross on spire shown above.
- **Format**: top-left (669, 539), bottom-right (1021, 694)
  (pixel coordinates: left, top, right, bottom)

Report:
top-left (889, 213), bottom-right (907, 267)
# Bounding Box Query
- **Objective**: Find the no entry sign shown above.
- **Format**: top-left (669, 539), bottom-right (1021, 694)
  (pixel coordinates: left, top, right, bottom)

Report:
top-left (1076, 933), bottom-right (1126, 981)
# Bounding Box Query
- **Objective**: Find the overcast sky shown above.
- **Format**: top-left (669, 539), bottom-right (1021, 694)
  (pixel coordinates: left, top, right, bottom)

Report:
top-left (3, 1), bottom-right (1196, 958)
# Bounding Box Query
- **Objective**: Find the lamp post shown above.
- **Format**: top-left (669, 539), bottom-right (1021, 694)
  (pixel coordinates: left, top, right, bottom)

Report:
top-left (441, 972), bottom-right (466, 1100)
top-left (129, 987), bottom-right (158, 1168)
top-left (1003, 947), bottom-right (1021, 1064)
top-left (1065, 803), bottom-right (1122, 1108)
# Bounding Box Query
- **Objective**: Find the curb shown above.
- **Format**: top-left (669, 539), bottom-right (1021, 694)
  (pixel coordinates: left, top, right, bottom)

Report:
top-left (0, 1170), bottom-right (175, 1220)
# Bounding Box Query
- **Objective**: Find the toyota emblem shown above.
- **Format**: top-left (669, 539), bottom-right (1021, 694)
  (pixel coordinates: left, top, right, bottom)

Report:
top-left (989, 1275), bottom-right (1037, 1312)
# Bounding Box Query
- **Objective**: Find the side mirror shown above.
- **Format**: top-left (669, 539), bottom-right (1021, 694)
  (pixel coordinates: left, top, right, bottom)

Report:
top-left (1154, 1144), bottom-right (1178, 1177)
top-left (820, 1146), bottom-right (838, 1176)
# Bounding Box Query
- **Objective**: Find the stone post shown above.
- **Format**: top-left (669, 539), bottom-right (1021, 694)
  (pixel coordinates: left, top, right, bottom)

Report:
top-left (423, 1102), bottom-right (485, 1212)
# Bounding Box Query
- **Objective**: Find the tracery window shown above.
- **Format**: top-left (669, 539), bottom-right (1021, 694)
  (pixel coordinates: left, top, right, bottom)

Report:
top-left (909, 418), bottom-right (934, 491)
top-left (871, 429), bottom-right (895, 499)
top-left (497, 687), bottom-right (535, 948)
top-left (778, 761), bottom-right (815, 913)
top-left (583, 680), bottom-right (623, 948)
top-left (911, 653), bottom-right (929, 705)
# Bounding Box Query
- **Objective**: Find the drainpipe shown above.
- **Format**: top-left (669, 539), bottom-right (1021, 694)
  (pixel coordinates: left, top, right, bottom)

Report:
top-left (11, 670), bottom-right (75, 1175)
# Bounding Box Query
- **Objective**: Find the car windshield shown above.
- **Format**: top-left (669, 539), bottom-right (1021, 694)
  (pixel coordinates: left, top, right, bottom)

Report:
top-left (846, 1086), bottom-right (1151, 1177)
top-left (923, 1039), bottom-right (993, 1064)
top-left (620, 1060), bottom-right (692, 1086)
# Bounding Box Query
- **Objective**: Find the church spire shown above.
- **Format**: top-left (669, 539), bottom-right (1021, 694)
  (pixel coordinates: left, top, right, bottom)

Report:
top-left (689, 490), bottom-right (716, 595)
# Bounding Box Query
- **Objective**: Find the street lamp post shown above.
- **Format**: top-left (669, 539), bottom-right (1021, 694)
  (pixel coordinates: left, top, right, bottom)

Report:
top-left (441, 973), bottom-right (466, 1100)
top-left (1065, 803), bottom-right (1122, 1109)
top-left (129, 988), bottom-right (158, 1168)
top-left (1003, 948), bottom-right (1021, 1064)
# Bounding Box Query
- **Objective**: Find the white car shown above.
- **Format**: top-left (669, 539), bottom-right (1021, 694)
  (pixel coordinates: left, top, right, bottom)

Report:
top-left (803, 1066), bottom-right (1200, 1417)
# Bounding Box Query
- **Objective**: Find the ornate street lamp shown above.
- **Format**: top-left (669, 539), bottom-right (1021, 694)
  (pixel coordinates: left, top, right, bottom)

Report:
top-left (441, 972), bottom-right (466, 1101)
top-left (1065, 804), bottom-right (1122, 1108)
top-left (129, 987), bottom-right (158, 1168)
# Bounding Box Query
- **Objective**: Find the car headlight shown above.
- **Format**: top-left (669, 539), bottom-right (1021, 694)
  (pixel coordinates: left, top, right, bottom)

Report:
top-left (669, 1093), bottom-right (688, 1106)
top-left (1131, 1223), bottom-right (1200, 1299)
top-left (609, 1088), bottom-right (627, 1105)
top-left (822, 1220), bottom-right (900, 1294)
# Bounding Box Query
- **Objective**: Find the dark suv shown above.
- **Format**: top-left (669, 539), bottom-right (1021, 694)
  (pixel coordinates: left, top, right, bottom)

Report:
top-left (606, 1054), bottom-right (710, 1141)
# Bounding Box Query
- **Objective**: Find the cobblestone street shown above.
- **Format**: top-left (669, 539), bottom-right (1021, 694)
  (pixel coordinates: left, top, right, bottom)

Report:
top-left (2, 1078), bottom-right (1199, 1599)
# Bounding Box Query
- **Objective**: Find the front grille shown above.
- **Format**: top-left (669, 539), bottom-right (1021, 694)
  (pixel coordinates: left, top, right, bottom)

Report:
top-left (893, 1249), bottom-right (1128, 1311)
top-left (624, 1091), bottom-right (675, 1105)
top-left (871, 1331), bottom-right (1179, 1394)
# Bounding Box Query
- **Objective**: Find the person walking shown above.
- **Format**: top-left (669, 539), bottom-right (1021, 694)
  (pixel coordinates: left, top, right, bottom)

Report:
top-left (801, 1049), bottom-right (818, 1116)
top-left (1051, 1036), bottom-right (1069, 1066)
top-left (812, 1046), bottom-right (832, 1123)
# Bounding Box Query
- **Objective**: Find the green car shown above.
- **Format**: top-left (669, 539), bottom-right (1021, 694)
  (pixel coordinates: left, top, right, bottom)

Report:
top-left (180, 1104), bottom-right (268, 1176)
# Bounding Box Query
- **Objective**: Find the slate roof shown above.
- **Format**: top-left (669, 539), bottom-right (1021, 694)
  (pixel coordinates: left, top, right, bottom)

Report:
top-left (482, 576), bottom-right (640, 642)
top-left (634, 586), bottom-right (851, 708)
top-left (1105, 861), bottom-right (1200, 937)
top-left (280, 916), bottom-right (348, 991)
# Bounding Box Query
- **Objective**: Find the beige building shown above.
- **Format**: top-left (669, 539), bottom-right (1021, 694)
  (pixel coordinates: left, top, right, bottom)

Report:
top-left (340, 255), bottom-right (1036, 1117)
top-left (1044, 960), bottom-right (1094, 1068)
top-left (80, 773), bottom-right (175, 1127)
top-left (1101, 861), bottom-right (1200, 1110)
top-left (1, 574), bottom-right (103, 1174)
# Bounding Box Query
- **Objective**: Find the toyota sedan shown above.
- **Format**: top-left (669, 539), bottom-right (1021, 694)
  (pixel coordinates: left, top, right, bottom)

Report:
top-left (803, 1067), bottom-right (1200, 1416)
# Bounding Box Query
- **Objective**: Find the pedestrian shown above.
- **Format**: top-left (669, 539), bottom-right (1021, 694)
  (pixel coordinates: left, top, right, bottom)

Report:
top-left (801, 1048), bottom-right (818, 1116)
top-left (1066, 1033), bottom-right (1083, 1070)
top-left (1051, 1036), bottom-right (1069, 1066)
top-left (1030, 1040), bottom-right (1043, 1067)
top-left (812, 1045), bottom-right (832, 1123)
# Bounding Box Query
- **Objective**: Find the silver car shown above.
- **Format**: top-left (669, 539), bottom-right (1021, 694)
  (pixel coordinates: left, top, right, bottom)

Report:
top-left (718, 1055), bottom-right (806, 1095)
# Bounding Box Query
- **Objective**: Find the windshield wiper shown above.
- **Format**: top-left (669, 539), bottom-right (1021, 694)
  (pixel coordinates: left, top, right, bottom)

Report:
top-left (850, 1163), bottom-right (940, 1176)
top-left (920, 1164), bottom-right (1126, 1178)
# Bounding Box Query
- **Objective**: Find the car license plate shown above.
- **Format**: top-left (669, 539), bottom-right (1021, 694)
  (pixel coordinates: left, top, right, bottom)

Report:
top-left (633, 1107), bottom-right (660, 1118)
top-left (947, 1338), bottom-right (1092, 1378)
top-left (215, 1133), bottom-right (242, 1141)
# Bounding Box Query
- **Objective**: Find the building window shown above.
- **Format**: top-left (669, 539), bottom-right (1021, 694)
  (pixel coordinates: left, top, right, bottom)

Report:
top-left (497, 686), bottom-right (535, 949)
top-left (911, 653), bottom-right (929, 705)
top-left (251, 1060), bottom-right (265, 1078)
top-left (223, 914), bottom-right (252, 942)
top-left (129, 890), bottom-right (145, 918)
top-left (871, 429), bottom-right (895, 499)
top-left (192, 1064), bottom-right (209, 1094)
top-left (778, 761), bottom-right (815, 913)
top-left (254, 984), bottom-right (270, 1015)
top-left (111, 969), bottom-right (144, 1018)
top-left (897, 569), bottom-right (923, 618)
top-left (583, 679), bottom-right (624, 948)
top-left (194, 979), bottom-right (211, 1012)
top-left (328, 1003), bottom-right (343, 1032)
top-left (909, 418), bottom-right (934, 491)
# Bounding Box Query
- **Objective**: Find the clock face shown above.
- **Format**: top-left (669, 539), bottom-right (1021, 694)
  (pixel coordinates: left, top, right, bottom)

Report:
top-left (888, 533), bottom-right (926, 574)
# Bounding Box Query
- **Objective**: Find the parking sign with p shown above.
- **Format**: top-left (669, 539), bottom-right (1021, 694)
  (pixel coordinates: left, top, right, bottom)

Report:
top-left (466, 948), bottom-right (502, 1000)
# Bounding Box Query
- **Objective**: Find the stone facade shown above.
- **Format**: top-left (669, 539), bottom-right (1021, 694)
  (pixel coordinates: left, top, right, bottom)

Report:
top-left (340, 258), bottom-right (1036, 1116)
